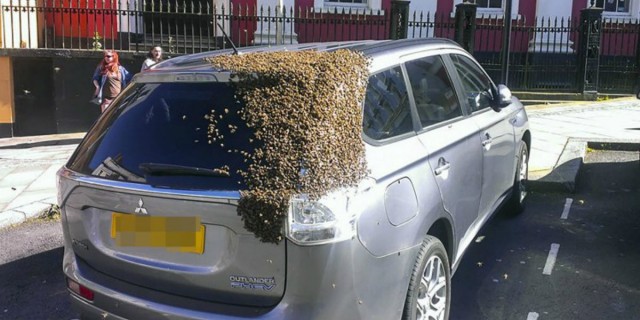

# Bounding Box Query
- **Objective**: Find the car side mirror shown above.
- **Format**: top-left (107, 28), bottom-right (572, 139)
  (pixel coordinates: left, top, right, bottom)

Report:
top-left (490, 84), bottom-right (513, 112)
top-left (636, 88), bottom-right (640, 99)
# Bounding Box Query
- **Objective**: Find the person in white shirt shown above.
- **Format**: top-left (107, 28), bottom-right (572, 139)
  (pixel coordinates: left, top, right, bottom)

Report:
top-left (141, 46), bottom-right (163, 72)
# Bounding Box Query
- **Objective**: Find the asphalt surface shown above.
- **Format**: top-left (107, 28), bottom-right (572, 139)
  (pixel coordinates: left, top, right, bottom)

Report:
top-left (451, 149), bottom-right (640, 320)
top-left (0, 219), bottom-right (71, 320)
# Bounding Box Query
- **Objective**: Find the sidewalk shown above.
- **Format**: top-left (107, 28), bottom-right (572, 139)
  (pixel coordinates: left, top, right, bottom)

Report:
top-left (526, 97), bottom-right (640, 191)
top-left (1, 98), bottom-right (640, 229)
top-left (0, 133), bottom-right (85, 228)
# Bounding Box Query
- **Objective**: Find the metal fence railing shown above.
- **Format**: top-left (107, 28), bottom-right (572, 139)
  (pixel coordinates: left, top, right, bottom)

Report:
top-left (468, 15), bottom-right (638, 93)
top-left (0, 0), bottom-right (396, 53)
top-left (1, 1), bottom-right (639, 93)
top-left (462, 15), bottom-right (582, 92)
top-left (406, 12), bottom-right (455, 40)
top-left (599, 18), bottom-right (640, 93)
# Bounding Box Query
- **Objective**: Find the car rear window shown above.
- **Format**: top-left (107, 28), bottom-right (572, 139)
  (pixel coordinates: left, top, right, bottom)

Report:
top-left (67, 81), bottom-right (254, 191)
top-left (363, 66), bottom-right (413, 140)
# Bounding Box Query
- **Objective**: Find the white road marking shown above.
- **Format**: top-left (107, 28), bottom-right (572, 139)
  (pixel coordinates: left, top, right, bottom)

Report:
top-left (527, 312), bottom-right (540, 320)
top-left (561, 198), bottom-right (573, 220)
top-left (543, 243), bottom-right (560, 275)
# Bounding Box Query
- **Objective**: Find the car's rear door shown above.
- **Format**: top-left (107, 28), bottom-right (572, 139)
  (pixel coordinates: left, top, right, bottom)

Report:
top-left (403, 53), bottom-right (483, 251)
top-left (359, 65), bottom-right (445, 256)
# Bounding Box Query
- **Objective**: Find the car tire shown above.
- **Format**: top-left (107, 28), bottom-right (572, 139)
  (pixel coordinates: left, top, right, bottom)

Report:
top-left (508, 141), bottom-right (529, 214)
top-left (402, 235), bottom-right (451, 320)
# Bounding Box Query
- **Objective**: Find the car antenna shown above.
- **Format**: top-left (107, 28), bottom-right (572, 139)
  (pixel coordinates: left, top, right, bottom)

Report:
top-left (215, 21), bottom-right (239, 55)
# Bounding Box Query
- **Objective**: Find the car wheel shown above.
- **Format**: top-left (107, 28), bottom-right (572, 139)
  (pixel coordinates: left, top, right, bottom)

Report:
top-left (403, 236), bottom-right (451, 320)
top-left (508, 141), bottom-right (529, 214)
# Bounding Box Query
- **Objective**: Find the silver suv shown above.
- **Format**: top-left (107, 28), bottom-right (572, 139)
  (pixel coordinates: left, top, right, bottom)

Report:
top-left (59, 39), bottom-right (530, 320)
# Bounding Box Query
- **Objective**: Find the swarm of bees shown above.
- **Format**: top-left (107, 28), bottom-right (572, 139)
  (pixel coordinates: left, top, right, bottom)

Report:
top-left (207, 50), bottom-right (370, 243)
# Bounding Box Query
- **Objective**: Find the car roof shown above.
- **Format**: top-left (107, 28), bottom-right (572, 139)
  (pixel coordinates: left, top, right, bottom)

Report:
top-left (150, 38), bottom-right (462, 73)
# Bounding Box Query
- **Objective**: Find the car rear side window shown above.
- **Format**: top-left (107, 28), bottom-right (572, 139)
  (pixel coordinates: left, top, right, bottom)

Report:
top-left (363, 66), bottom-right (413, 140)
top-left (405, 55), bottom-right (462, 128)
top-left (67, 82), bottom-right (253, 191)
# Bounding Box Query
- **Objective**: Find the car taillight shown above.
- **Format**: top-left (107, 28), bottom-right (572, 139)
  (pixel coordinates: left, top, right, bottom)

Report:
top-left (67, 278), bottom-right (94, 301)
top-left (285, 194), bottom-right (357, 245)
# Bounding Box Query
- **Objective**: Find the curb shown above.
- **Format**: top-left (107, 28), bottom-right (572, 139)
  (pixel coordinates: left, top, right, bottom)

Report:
top-left (528, 139), bottom-right (586, 193)
top-left (524, 96), bottom-right (637, 113)
top-left (587, 140), bottom-right (640, 151)
top-left (528, 139), bottom-right (640, 193)
top-left (0, 199), bottom-right (57, 229)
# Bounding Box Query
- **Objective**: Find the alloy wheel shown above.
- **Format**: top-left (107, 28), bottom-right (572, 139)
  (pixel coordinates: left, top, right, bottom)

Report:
top-left (518, 147), bottom-right (528, 203)
top-left (416, 255), bottom-right (447, 320)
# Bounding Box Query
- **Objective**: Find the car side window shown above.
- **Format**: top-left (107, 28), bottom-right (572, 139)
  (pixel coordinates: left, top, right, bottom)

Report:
top-left (363, 66), bottom-right (413, 140)
top-left (405, 55), bottom-right (462, 128)
top-left (450, 54), bottom-right (494, 112)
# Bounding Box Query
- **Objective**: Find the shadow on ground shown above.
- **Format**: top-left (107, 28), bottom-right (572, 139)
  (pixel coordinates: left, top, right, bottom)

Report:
top-left (0, 247), bottom-right (74, 319)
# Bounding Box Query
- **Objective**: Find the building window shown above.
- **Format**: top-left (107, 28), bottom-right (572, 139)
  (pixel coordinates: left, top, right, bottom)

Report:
top-left (452, 0), bottom-right (519, 19)
top-left (326, 0), bottom-right (366, 3)
top-left (314, 0), bottom-right (381, 13)
top-left (597, 0), bottom-right (636, 19)
top-left (597, 0), bottom-right (630, 13)
top-left (475, 0), bottom-right (502, 9)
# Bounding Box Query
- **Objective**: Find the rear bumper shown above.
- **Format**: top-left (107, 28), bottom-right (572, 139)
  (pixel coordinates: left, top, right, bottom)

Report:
top-left (63, 238), bottom-right (419, 319)
top-left (69, 294), bottom-right (126, 320)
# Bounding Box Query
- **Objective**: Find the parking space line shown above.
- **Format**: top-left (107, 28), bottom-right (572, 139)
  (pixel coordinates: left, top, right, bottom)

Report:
top-left (543, 243), bottom-right (560, 275)
top-left (561, 198), bottom-right (573, 220)
top-left (527, 312), bottom-right (540, 320)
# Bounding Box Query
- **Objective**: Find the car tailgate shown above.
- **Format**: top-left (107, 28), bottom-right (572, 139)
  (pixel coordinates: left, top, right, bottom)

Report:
top-left (62, 185), bottom-right (285, 307)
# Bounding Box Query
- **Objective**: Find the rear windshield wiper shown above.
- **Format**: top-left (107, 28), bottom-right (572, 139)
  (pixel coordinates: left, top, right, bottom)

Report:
top-left (139, 163), bottom-right (230, 177)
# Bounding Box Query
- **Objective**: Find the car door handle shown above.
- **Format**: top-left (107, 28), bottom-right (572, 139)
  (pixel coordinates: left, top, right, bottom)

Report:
top-left (481, 132), bottom-right (492, 147)
top-left (434, 157), bottom-right (450, 176)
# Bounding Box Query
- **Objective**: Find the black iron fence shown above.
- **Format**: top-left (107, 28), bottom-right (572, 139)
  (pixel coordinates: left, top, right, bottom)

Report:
top-left (1, 0), bottom-right (639, 93)
top-left (472, 16), bottom-right (583, 92)
top-left (599, 18), bottom-right (640, 93)
top-left (455, 9), bottom-right (639, 94)
top-left (0, 0), bottom-right (395, 53)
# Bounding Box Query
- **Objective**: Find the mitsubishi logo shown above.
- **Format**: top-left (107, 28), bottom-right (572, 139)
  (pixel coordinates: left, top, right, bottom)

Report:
top-left (135, 199), bottom-right (148, 215)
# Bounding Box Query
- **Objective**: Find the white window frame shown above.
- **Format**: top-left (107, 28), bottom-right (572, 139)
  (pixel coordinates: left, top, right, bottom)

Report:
top-left (474, 0), bottom-right (504, 10)
top-left (599, 0), bottom-right (637, 21)
top-left (313, 0), bottom-right (384, 15)
top-left (451, 0), bottom-right (520, 20)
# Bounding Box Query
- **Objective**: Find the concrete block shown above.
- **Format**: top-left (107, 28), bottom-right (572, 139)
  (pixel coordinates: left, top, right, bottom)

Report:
top-left (528, 139), bottom-right (586, 193)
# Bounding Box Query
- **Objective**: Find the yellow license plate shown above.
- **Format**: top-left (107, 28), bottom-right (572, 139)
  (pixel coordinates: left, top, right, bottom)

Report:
top-left (111, 212), bottom-right (205, 254)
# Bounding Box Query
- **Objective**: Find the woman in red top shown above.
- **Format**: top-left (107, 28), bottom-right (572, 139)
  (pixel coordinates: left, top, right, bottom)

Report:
top-left (92, 50), bottom-right (131, 113)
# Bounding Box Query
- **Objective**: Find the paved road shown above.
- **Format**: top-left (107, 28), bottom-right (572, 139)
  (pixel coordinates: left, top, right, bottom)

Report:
top-left (451, 150), bottom-right (640, 320)
top-left (0, 219), bottom-right (72, 320)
